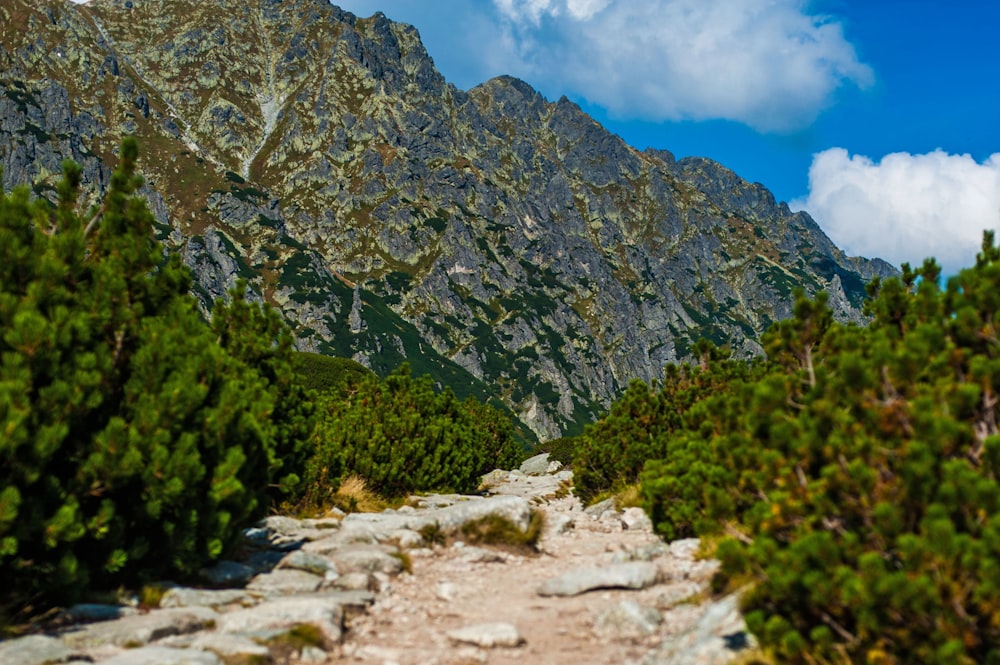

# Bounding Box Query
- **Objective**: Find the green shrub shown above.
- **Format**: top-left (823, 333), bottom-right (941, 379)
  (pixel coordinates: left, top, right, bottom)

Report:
top-left (630, 246), bottom-right (1000, 663)
top-left (292, 352), bottom-right (373, 396)
top-left (574, 344), bottom-right (762, 504)
top-left (0, 141), bottom-right (307, 616)
top-left (535, 436), bottom-right (578, 466)
top-left (305, 364), bottom-right (522, 498)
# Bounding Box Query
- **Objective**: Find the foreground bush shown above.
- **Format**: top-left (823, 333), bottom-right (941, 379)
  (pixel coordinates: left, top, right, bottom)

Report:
top-left (0, 141), bottom-right (308, 615)
top-left (579, 238), bottom-right (1000, 663)
top-left (304, 364), bottom-right (522, 500)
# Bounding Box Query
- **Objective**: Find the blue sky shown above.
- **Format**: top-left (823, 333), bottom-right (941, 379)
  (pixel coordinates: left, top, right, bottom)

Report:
top-left (331, 0), bottom-right (1000, 276)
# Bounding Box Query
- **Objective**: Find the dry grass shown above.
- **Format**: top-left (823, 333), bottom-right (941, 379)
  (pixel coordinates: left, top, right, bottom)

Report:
top-left (612, 484), bottom-right (642, 510)
top-left (287, 474), bottom-right (393, 517)
top-left (332, 474), bottom-right (392, 513)
top-left (458, 510), bottom-right (545, 555)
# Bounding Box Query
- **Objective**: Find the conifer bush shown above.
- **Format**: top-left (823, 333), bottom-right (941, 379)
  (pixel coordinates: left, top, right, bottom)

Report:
top-left (305, 364), bottom-right (521, 499)
top-left (0, 141), bottom-right (308, 615)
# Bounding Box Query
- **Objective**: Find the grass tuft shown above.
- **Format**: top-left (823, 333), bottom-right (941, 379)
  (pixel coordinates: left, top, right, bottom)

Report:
top-left (458, 510), bottom-right (545, 554)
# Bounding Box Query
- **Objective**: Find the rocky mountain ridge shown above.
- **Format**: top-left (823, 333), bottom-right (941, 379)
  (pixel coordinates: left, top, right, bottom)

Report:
top-left (0, 0), bottom-right (896, 438)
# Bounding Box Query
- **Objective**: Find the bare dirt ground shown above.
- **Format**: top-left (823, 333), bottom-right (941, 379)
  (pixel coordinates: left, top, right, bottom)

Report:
top-left (326, 473), bottom-right (734, 665)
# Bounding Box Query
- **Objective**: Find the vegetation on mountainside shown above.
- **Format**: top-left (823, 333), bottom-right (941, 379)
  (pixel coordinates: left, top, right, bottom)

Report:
top-left (577, 245), bottom-right (1000, 664)
top-left (0, 143), bottom-right (529, 623)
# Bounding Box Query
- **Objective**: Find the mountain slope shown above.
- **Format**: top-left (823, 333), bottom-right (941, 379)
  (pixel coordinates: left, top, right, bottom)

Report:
top-left (0, 0), bottom-right (895, 438)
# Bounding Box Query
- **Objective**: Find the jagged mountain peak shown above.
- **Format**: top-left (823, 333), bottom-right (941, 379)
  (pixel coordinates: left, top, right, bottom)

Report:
top-left (0, 0), bottom-right (895, 438)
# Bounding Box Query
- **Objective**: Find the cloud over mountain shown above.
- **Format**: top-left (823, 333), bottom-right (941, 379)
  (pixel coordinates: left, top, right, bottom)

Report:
top-left (792, 149), bottom-right (1000, 276)
top-left (334, 0), bottom-right (872, 132)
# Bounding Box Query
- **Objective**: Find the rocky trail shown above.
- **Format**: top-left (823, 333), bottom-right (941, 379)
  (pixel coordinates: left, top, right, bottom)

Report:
top-left (1, 456), bottom-right (757, 665)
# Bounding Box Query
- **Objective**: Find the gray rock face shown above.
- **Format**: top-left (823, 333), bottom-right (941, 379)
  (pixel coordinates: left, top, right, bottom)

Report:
top-left (537, 561), bottom-right (661, 597)
top-left (0, 0), bottom-right (896, 440)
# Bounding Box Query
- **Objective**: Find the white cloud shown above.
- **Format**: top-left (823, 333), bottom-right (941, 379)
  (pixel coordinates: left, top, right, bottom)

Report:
top-left (488, 0), bottom-right (872, 132)
top-left (791, 149), bottom-right (1000, 276)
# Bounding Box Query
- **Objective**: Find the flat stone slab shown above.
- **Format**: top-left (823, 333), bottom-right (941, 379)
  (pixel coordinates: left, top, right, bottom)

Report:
top-left (0, 634), bottom-right (82, 665)
top-left (537, 561), bottom-right (660, 597)
top-left (199, 560), bottom-right (254, 587)
top-left (99, 646), bottom-right (219, 665)
top-left (159, 588), bottom-right (255, 609)
top-left (215, 596), bottom-right (344, 644)
top-left (518, 453), bottom-right (552, 476)
top-left (446, 622), bottom-right (525, 648)
top-left (277, 550), bottom-right (339, 579)
top-left (325, 545), bottom-right (403, 575)
top-left (61, 607), bottom-right (219, 649)
top-left (246, 568), bottom-right (324, 595)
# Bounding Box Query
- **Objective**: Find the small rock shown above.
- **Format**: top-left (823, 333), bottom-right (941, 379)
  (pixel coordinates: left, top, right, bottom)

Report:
top-left (593, 600), bottom-right (662, 641)
top-left (246, 569), bottom-right (324, 595)
top-left (458, 545), bottom-right (506, 563)
top-left (278, 550), bottom-right (340, 580)
top-left (621, 507), bottom-right (653, 531)
top-left (668, 539), bottom-right (701, 560)
top-left (518, 453), bottom-right (552, 476)
top-left (537, 562), bottom-right (660, 597)
top-left (326, 545), bottom-right (404, 575)
top-left (333, 572), bottom-right (375, 591)
top-left (300, 645), bottom-right (328, 662)
top-left (436, 581), bottom-right (458, 601)
top-left (388, 528), bottom-right (424, 548)
top-left (546, 460), bottom-right (564, 474)
top-left (188, 633), bottom-right (270, 658)
top-left (654, 581), bottom-right (706, 609)
top-left (99, 646), bottom-right (219, 665)
top-left (0, 634), bottom-right (81, 665)
top-left (446, 622), bottom-right (525, 648)
top-left (543, 513), bottom-right (575, 538)
top-left (160, 588), bottom-right (255, 609)
top-left (584, 498), bottom-right (616, 519)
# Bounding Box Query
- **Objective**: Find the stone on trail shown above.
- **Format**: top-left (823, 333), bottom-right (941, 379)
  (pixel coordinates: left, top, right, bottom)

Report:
top-left (0, 634), bottom-right (82, 665)
top-left (645, 594), bottom-right (755, 665)
top-left (537, 561), bottom-right (660, 597)
top-left (277, 550), bottom-right (340, 579)
top-left (215, 596), bottom-right (344, 644)
top-left (518, 453), bottom-right (552, 476)
top-left (621, 506), bottom-right (654, 532)
top-left (246, 568), bottom-right (324, 595)
top-left (593, 600), bottom-right (663, 641)
top-left (159, 588), bottom-right (255, 609)
top-left (186, 632), bottom-right (270, 658)
top-left (446, 622), bottom-right (525, 648)
top-left (61, 607), bottom-right (219, 649)
top-left (325, 544), bottom-right (404, 575)
top-left (99, 646), bottom-right (219, 665)
top-left (583, 498), bottom-right (616, 519)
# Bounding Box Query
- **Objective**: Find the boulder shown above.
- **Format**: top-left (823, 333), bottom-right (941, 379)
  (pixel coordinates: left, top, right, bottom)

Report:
top-left (537, 562), bottom-right (660, 597)
top-left (61, 607), bottom-right (219, 649)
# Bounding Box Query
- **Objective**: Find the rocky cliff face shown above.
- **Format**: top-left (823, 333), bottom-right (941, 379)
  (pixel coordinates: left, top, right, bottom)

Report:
top-left (0, 0), bottom-right (895, 438)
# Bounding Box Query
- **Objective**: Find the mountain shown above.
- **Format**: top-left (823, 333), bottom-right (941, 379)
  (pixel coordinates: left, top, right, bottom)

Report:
top-left (0, 0), bottom-right (895, 439)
